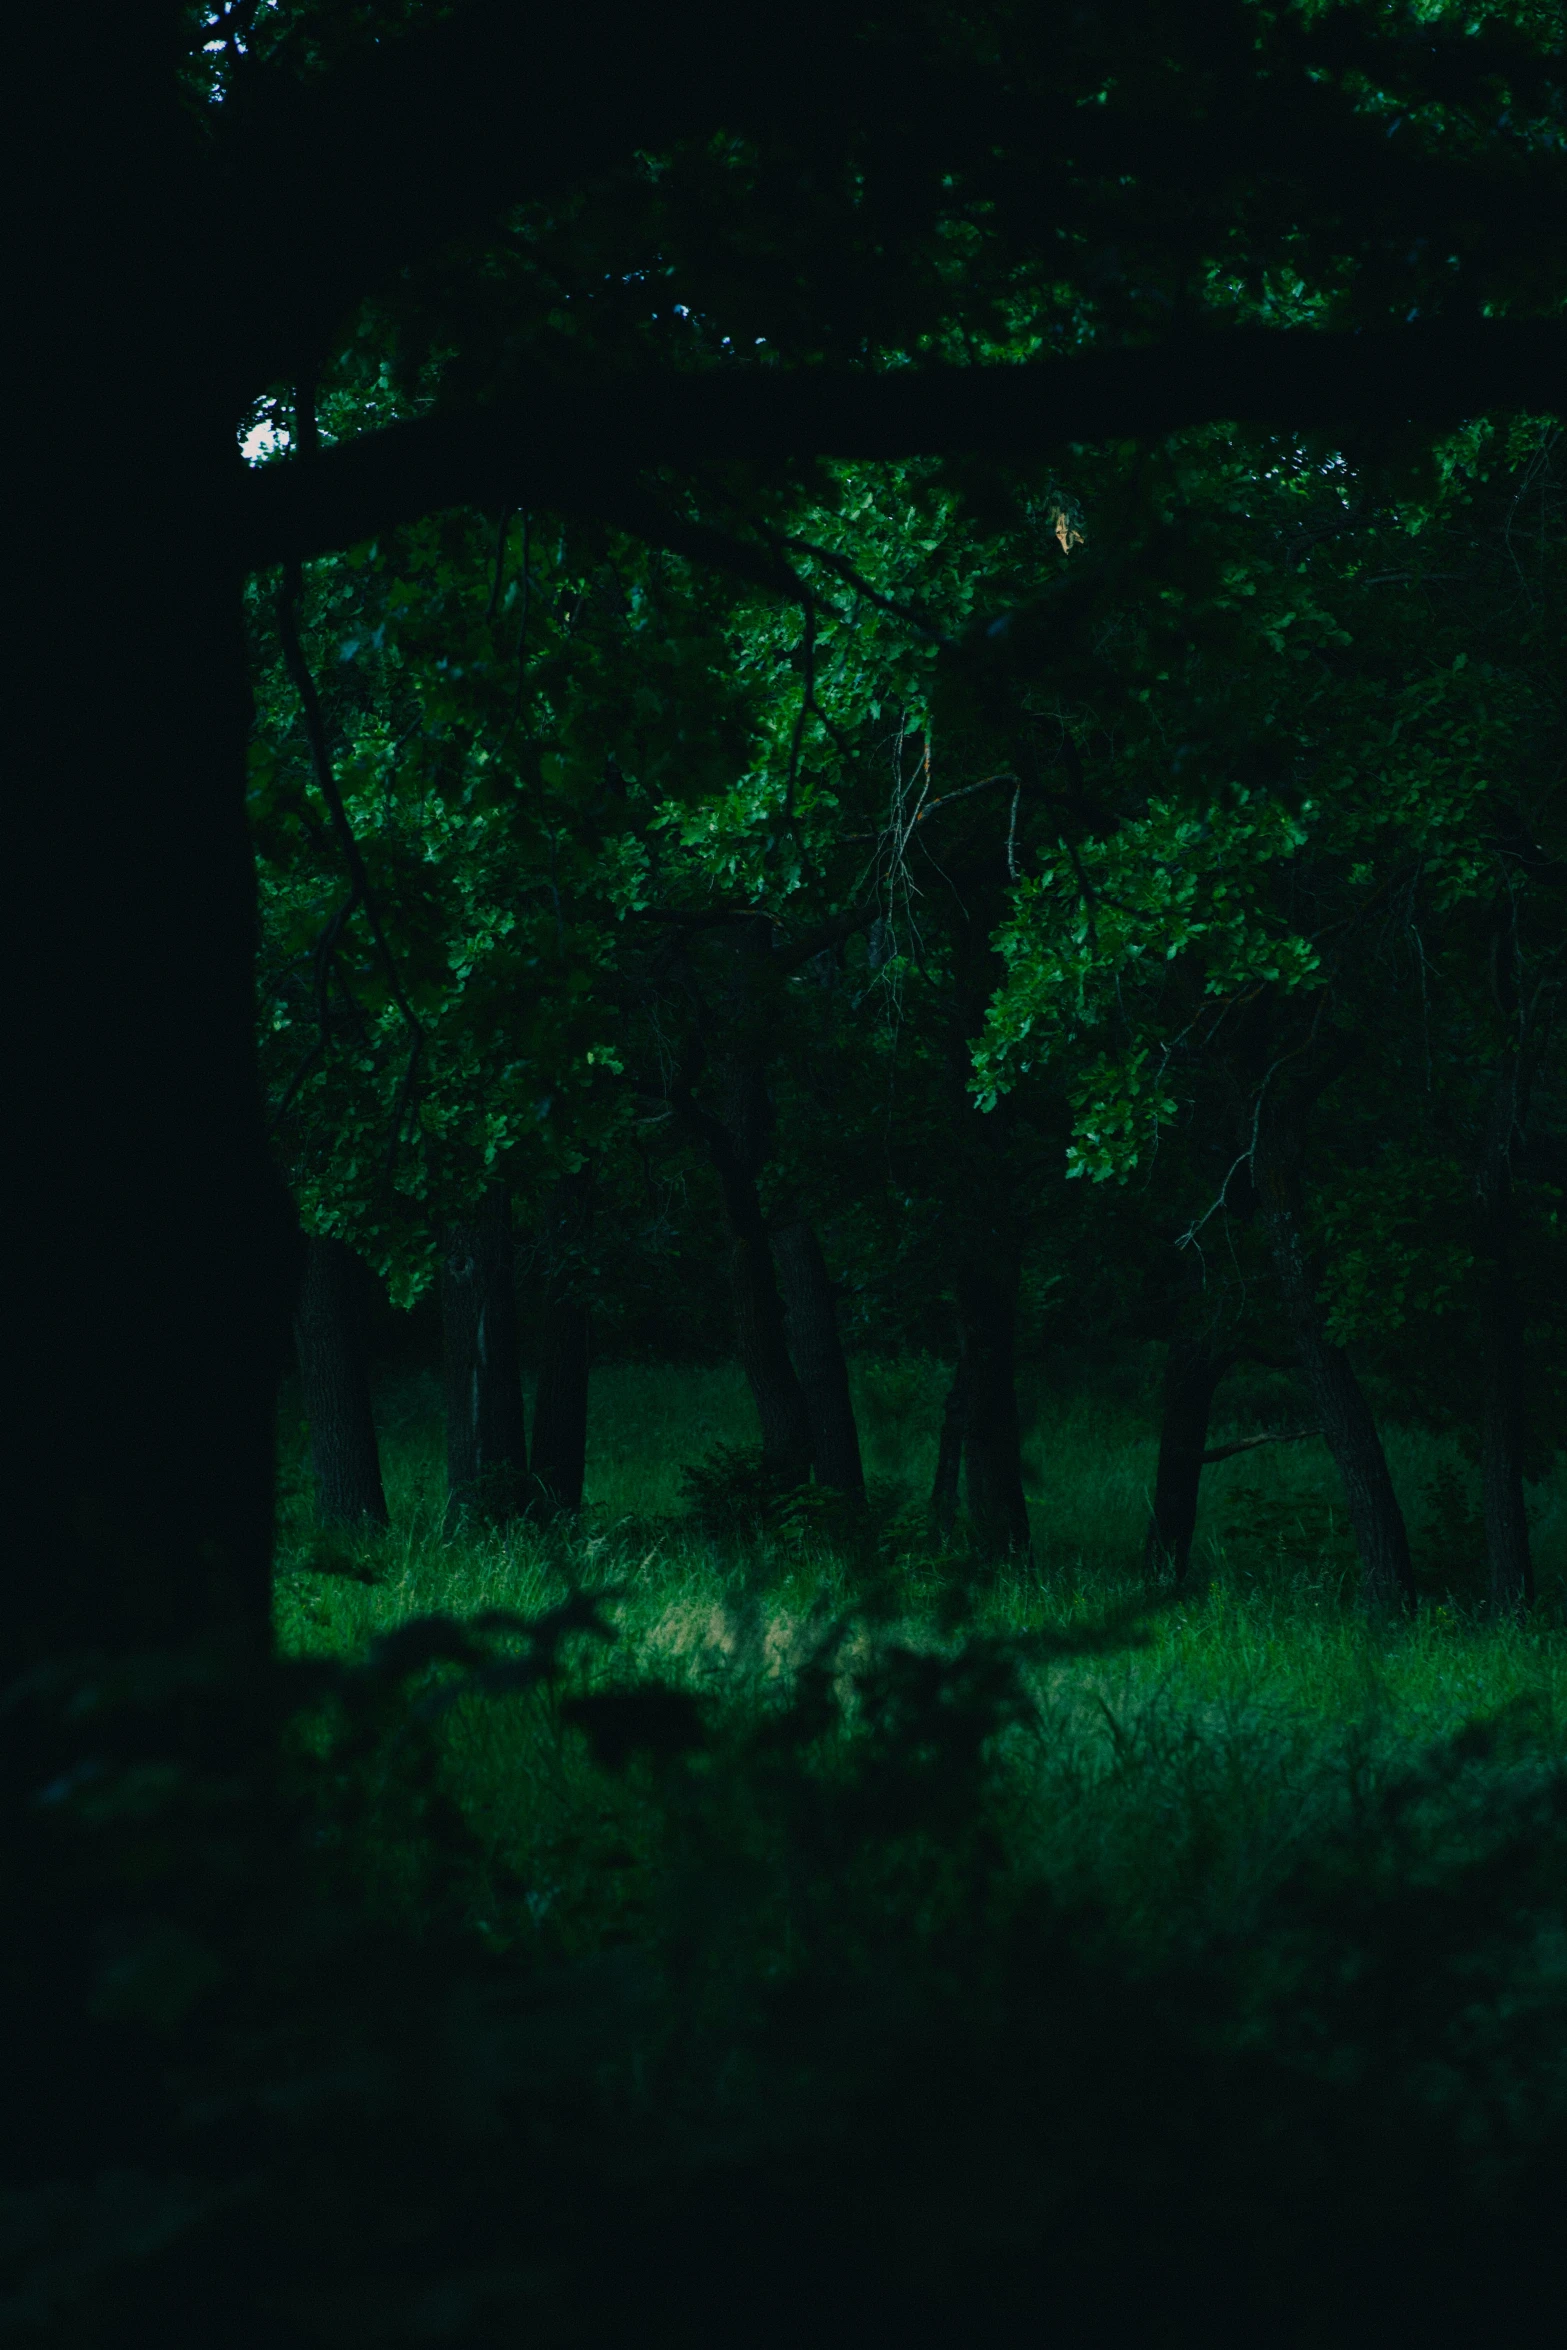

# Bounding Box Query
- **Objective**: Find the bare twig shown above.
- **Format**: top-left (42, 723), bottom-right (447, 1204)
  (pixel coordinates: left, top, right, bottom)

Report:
top-left (1202, 1427), bottom-right (1320, 1464)
top-left (270, 884), bottom-right (359, 1133)
top-left (782, 603), bottom-right (817, 834)
top-left (277, 558), bottom-right (427, 1181)
top-left (755, 525), bottom-right (949, 643)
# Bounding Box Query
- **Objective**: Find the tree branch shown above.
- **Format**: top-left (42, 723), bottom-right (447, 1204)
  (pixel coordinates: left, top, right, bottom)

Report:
top-left (1202, 1428), bottom-right (1320, 1465)
top-left (236, 322), bottom-right (1567, 572)
top-left (275, 549), bottom-right (425, 1184)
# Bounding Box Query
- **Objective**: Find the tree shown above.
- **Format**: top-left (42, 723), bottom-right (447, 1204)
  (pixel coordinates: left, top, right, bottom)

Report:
top-left (293, 1235), bottom-right (390, 1527)
top-left (975, 420), bottom-right (1567, 1607)
top-left (14, 0), bottom-right (1565, 1675)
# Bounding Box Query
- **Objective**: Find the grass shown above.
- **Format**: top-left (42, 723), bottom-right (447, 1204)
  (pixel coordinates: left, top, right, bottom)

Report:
top-left (274, 1355), bottom-right (1567, 1965)
top-left (23, 1358), bottom-right (1563, 2344)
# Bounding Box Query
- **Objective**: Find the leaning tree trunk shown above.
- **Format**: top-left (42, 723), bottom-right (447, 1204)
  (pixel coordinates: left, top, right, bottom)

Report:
top-left (1254, 1103), bottom-right (1414, 1612)
top-left (1144, 1339), bottom-right (1232, 1582)
top-left (930, 1364), bottom-right (967, 1537)
top-left (956, 1257), bottom-right (1033, 1562)
top-left (1477, 1054), bottom-right (1534, 1612)
top-left (294, 1237), bottom-right (389, 1529)
top-left (773, 1218), bottom-right (865, 1498)
top-left (441, 1186), bottom-right (528, 1530)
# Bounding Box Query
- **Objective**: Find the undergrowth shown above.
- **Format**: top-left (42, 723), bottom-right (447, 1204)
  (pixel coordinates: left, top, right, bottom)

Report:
top-left (8, 1362), bottom-right (1567, 2346)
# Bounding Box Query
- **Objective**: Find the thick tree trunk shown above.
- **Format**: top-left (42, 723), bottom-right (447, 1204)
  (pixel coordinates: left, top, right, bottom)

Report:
top-left (956, 1257), bottom-right (1033, 1562)
top-left (1144, 1340), bottom-right (1232, 1582)
top-left (1477, 1055), bottom-right (1534, 1612)
top-left (773, 1219), bottom-right (865, 1498)
top-left (930, 1365), bottom-right (967, 1537)
top-left (11, 39), bottom-right (300, 1679)
top-left (294, 1238), bottom-right (389, 1529)
top-left (441, 1186), bottom-right (528, 1530)
top-left (1254, 1103), bottom-right (1414, 1612)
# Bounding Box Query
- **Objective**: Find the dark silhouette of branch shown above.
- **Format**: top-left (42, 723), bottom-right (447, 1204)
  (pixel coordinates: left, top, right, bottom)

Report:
top-left (236, 324), bottom-right (1567, 571)
top-left (838, 773), bottom-right (1016, 844)
top-left (625, 906), bottom-right (773, 928)
top-left (756, 525), bottom-right (949, 642)
top-left (1202, 1428), bottom-right (1320, 1465)
top-left (274, 395), bottom-right (426, 1186)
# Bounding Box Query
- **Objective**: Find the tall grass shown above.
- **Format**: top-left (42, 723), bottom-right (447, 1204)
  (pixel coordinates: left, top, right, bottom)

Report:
top-left (274, 1357), bottom-right (1567, 1962)
top-left (34, 1358), bottom-right (1550, 2345)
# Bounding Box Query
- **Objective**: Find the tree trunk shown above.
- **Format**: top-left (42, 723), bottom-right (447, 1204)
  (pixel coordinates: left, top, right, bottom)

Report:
top-left (530, 1174), bottom-right (593, 1518)
top-left (441, 1186), bottom-right (528, 1530)
top-left (1477, 1054), bottom-right (1534, 1612)
top-left (10, 39), bottom-right (300, 1680)
top-left (956, 1257), bottom-right (1033, 1562)
top-left (1254, 1102), bottom-right (1414, 1612)
top-left (294, 1237), bottom-right (389, 1529)
top-left (531, 1292), bottom-right (590, 1516)
top-left (930, 1365), bottom-right (967, 1537)
top-left (672, 962), bottom-right (814, 1484)
top-left (773, 1219), bottom-right (865, 1498)
top-left (1144, 1340), bottom-right (1231, 1582)
top-left (729, 1229), bottom-right (816, 1482)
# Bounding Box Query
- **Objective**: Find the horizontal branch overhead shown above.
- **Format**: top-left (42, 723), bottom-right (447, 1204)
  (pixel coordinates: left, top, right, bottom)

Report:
top-left (236, 320), bottom-right (1567, 571)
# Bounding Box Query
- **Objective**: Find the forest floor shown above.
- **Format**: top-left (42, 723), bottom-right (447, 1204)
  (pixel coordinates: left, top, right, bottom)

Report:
top-left (274, 1356), bottom-right (1567, 1963)
top-left (237, 1363), bottom-right (1567, 2339)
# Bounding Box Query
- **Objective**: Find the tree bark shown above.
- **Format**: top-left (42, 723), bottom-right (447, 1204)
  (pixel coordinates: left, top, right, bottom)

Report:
top-left (441, 1186), bottom-right (528, 1530)
top-left (529, 1174), bottom-right (593, 1518)
top-left (930, 1365), bottom-right (967, 1537)
top-left (531, 1293), bottom-right (590, 1516)
top-left (1477, 1052), bottom-right (1534, 1612)
top-left (773, 1218), bottom-right (865, 1498)
top-left (294, 1237), bottom-right (389, 1530)
top-left (9, 28), bottom-right (302, 1681)
top-left (956, 1257), bottom-right (1033, 1562)
top-left (1254, 1096), bottom-right (1414, 1612)
top-left (729, 1229), bottom-right (816, 1483)
top-left (1144, 1340), bottom-right (1232, 1583)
